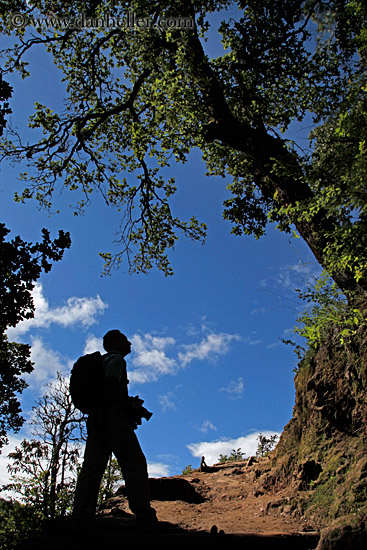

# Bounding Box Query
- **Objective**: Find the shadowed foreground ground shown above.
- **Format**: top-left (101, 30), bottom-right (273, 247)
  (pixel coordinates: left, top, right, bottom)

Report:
top-left (17, 516), bottom-right (319, 550)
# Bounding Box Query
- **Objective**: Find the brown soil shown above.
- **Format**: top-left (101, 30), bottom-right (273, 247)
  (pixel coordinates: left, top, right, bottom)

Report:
top-left (98, 458), bottom-right (320, 540)
top-left (18, 458), bottom-right (321, 549)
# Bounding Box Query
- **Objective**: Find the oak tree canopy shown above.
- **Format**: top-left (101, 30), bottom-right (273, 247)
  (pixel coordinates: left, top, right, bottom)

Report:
top-left (1, 0), bottom-right (366, 303)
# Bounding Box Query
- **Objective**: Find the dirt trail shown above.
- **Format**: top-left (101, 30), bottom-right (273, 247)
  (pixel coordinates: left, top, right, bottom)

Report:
top-left (99, 459), bottom-right (320, 544)
top-left (17, 459), bottom-right (321, 550)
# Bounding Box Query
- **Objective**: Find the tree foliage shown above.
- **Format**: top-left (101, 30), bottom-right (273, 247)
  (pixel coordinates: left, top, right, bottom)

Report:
top-left (0, 1), bottom-right (366, 301)
top-left (0, 225), bottom-right (70, 449)
top-left (256, 433), bottom-right (278, 457)
top-left (218, 448), bottom-right (245, 463)
top-left (2, 373), bottom-right (85, 518)
top-left (0, 498), bottom-right (44, 550)
top-left (0, 73), bottom-right (12, 137)
top-left (295, 274), bottom-right (364, 348)
top-left (97, 456), bottom-right (124, 506)
top-left (0, 68), bottom-right (70, 449)
top-left (281, 271), bottom-right (366, 365)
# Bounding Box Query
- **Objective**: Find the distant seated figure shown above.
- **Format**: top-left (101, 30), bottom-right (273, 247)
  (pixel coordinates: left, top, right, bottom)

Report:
top-left (247, 456), bottom-right (256, 467)
top-left (200, 456), bottom-right (209, 472)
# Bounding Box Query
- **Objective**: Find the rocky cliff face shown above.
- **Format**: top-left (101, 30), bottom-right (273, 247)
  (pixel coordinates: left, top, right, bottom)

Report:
top-left (269, 324), bottom-right (367, 548)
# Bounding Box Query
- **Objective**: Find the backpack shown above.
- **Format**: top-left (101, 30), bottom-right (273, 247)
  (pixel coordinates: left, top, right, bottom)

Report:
top-left (69, 352), bottom-right (104, 414)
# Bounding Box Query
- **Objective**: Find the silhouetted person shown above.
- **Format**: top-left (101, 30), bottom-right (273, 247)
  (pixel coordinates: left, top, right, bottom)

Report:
top-left (200, 456), bottom-right (208, 472)
top-left (71, 330), bottom-right (157, 531)
top-left (199, 456), bottom-right (218, 473)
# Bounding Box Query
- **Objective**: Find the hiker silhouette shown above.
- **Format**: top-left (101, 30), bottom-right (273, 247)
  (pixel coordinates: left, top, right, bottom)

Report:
top-left (71, 329), bottom-right (157, 530)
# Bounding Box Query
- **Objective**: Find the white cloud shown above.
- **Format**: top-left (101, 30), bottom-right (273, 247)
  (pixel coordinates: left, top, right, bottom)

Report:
top-left (277, 268), bottom-right (293, 290)
top-left (187, 430), bottom-right (281, 466)
top-left (158, 393), bottom-right (176, 412)
top-left (132, 334), bottom-right (176, 370)
top-left (219, 377), bottom-right (244, 399)
top-left (185, 317), bottom-right (215, 337)
top-left (249, 338), bottom-right (261, 346)
top-left (127, 331), bottom-right (243, 385)
top-left (128, 333), bottom-right (177, 384)
top-left (27, 336), bottom-right (71, 388)
top-left (251, 307), bottom-right (268, 315)
top-left (266, 341), bottom-right (282, 349)
top-left (198, 420), bottom-right (217, 433)
top-left (0, 435), bottom-right (24, 498)
top-left (277, 261), bottom-right (321, 292)
top-left (6, 283), bottom-right (108, 339)
top-left (178, 333), bottom-right (242, 367)
top-left (83, 334), bottom-right (104, 355)
top-left (147, 462), bottom-right (171, 478)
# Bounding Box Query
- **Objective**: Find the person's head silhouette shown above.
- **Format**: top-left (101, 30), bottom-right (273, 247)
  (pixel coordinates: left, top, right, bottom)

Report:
top-left (103, 329), bottom-right (131, 357)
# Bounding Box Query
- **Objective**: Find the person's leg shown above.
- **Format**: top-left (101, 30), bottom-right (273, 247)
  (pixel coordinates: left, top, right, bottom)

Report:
top-left (109, 426), bottom-right (156, 520)
top-left (72, 429), bottom-right (111, 523)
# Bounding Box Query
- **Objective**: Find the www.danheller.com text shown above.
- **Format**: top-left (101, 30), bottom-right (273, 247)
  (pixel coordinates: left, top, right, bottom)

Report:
top-left (10, 11), bottom-right (195, 30)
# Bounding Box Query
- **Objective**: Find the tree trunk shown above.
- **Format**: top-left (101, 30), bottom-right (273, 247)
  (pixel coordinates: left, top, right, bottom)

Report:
top-left (206, 116), bottom-right (362, 296)
top-left (186, 30), bottom-right (365, 301)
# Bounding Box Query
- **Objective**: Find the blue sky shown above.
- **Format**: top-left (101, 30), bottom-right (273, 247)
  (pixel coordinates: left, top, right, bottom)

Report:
top-left (0, 13), bottom-right (321, 490)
